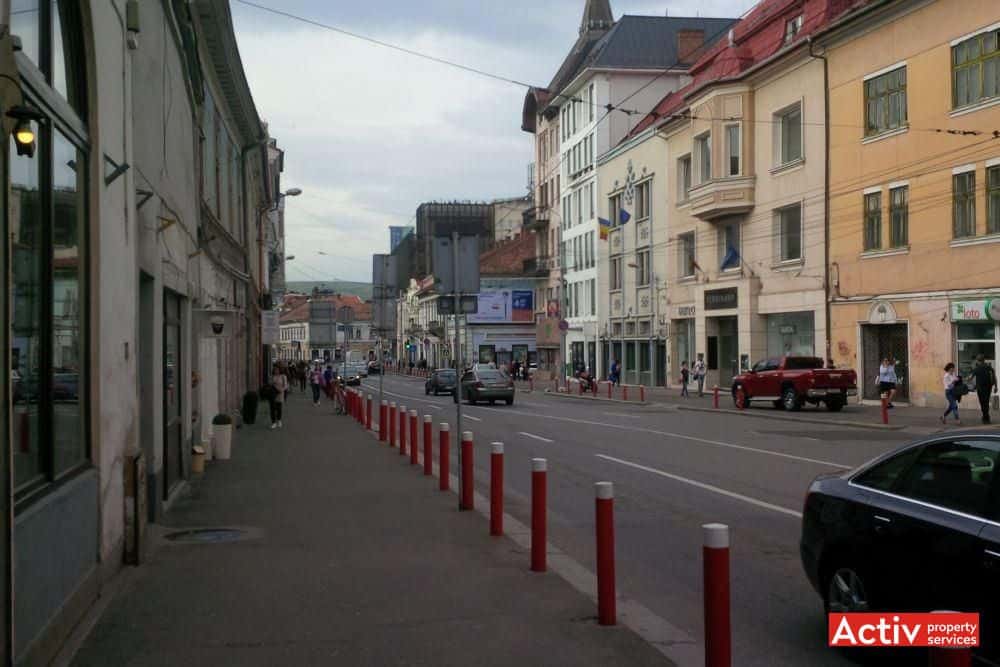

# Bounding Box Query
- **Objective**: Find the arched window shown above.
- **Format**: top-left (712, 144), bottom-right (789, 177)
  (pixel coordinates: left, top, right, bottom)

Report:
top-left (9, 0), bottom-right (90, 498)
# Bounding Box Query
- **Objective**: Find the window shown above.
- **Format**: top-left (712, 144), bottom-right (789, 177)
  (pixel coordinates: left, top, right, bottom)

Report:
top-left (203, 90), bottom-right (218, 214)
top-left (636, 181), bottom-right (651, 220)
top-left (854, 447), bottom-right (922, 493)
top-left (718, 222), bottom-right (741, 271)
top-left (864, 192), bottom-right (882, 251)
top-left (576, 189), bottom-right (583, 225)
top-left (588, 182), bottom-right (595, 220)
top-left (679, 232), bottom-right (696, 278)
top-left (953, 171), bottom-right (976, 238)
top-left (589, 83), bottom-right (595, 122)
top-left (574, 283), bottom-right (580, 317)
top-left (677, 154), bottom-right (692, 201)
top-left (889, 186), bottom-right (908, 247)
top-left (776, 104), bottom-right (802, 165)
top-left (865, 67), bottom-right (907, 136)
top-left (988, 165), bottom-right (1000, 234)
top-left (726, 125), bottom-right (740, 176)
top-left (784, 15), bottom-right (803, 43)
top-left (610, 257), bottom-right (623, 290)
top-left (776, 204), bottom-right (802, 262)
top-left (590, 279), bottom-right (596, 314)
top-left (695, 133), bottom-right (711, 183)
top-left (894, 440), bottom-right (1000, 517)
top-left (589, 232), bottom-right (595, 268)
top-left (953, 28), bottom-right (1000, 109)
top-left (636, 250), bottom-right (650, 287)
top-left (609, 193), bottom-right (623, 227)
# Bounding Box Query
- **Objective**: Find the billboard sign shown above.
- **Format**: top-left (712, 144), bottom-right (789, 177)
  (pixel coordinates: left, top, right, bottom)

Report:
top-left (511, 290), bottom-right (534, 322)
top-left (469, 291), bottom-right (509, 323)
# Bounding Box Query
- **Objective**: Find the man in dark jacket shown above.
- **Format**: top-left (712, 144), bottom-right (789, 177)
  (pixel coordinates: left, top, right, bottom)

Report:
top-left (971, 354), bottom-right (998, 424)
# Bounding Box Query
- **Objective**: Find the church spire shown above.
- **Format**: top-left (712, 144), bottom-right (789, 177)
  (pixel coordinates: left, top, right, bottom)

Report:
top-left (579, 0), bottom-right (614, 36)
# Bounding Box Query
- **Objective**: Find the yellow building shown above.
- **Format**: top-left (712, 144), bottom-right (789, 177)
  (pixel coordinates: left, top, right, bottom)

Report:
top-left (822, 0), bottom-right (1000, 407)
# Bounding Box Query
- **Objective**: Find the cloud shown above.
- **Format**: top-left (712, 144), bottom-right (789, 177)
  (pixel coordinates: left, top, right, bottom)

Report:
top-left (232, 0), bottom-right (759, 282)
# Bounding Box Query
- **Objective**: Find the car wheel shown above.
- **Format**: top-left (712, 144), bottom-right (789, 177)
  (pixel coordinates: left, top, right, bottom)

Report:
top-left (824, 565), bottom-right (871, 614)
top-left (826, 398), bottom-right (844, 412)
top-left (732, 385), bottom-right (750, 409)
top-left (505, 398), bottom-right (513, 405)
top-left (782, 387), bottom-right (802, 411)
top-left (489, 399), bottom-right (496, 405)
top-left (772, 400), bottom-right (784, 410)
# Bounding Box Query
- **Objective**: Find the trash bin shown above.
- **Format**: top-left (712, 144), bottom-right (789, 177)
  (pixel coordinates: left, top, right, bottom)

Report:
top-left (242, 391), bottom-right (259, 425)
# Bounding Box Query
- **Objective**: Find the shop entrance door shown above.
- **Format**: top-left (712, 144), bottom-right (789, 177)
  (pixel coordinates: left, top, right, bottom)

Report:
top-left (861, 324), bottom-right (909, 401)
top-left (717, 317), bottom-right (739, 386)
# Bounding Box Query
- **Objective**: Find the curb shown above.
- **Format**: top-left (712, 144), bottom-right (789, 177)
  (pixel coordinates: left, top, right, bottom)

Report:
top-left (540, 390), bottom-right (648, 406)
top-left (675, 404), bottom-right (907, 430)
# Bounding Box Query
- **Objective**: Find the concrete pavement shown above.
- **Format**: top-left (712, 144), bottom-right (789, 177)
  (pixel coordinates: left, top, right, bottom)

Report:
top-left (69, 392), bottom-right (672, 667)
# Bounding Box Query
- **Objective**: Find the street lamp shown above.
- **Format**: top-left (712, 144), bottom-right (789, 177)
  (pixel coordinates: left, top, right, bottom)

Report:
top-left (281, 188), bottom-right (302, 198)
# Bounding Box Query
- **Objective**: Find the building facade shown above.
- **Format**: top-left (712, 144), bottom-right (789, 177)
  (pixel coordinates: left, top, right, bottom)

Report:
top-left (0, 2), bottom-right (280, 662)
top-left (823, 0), bottom-right (1000, 407)
top-left (277, 294), bottom-right (374, 364)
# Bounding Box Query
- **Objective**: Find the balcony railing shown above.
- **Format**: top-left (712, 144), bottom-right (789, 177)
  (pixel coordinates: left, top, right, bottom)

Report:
top-left (523, 257), bottom-right (551, 276)
top-left (523, 206), bottom-right (551, 231)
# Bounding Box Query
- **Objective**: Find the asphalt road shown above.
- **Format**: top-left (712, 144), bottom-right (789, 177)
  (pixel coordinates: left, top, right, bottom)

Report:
top-left (361, 373), bottom-right (915, 667)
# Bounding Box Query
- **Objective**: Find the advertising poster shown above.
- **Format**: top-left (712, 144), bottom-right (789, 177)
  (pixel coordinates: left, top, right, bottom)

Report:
top-left (511, 290), bottom-right (534, 322)
top-left (468, 291), bottom-right (509, 323)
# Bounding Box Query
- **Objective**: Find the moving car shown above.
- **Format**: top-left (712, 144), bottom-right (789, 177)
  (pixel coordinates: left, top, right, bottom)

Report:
top-left (731, 356), bottom-right (857, 411)
top-left (458, 367), bottom-right (514, 405)
top-left (801, 431), bottom-right (999, 659)
top-left (425, 368), bottom-right (457, 396)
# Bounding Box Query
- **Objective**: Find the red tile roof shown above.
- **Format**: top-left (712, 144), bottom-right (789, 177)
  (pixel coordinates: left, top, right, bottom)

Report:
top-left (280, 294), bottom-right (371, 324)
top-left (479, 234), bottom-right (536, 276)
top-left (628, 0), bottom-right (869, 139)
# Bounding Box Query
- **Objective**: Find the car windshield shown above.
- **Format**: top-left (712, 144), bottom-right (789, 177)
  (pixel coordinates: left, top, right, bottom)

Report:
top-left (437, 370), bottom-right (456, 379)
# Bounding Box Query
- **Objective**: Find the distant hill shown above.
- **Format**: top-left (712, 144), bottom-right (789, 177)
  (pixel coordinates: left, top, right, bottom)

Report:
top-left (285, 281), bottom-right (373, 300)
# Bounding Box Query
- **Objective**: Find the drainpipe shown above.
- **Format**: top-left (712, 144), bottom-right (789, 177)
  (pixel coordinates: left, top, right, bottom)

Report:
top-left (809, 37), bottom-right (832, 364)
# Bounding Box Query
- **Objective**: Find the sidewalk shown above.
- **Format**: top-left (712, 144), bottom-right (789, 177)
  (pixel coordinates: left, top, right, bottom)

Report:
top-left (69, 393), bottom-right (671, 667)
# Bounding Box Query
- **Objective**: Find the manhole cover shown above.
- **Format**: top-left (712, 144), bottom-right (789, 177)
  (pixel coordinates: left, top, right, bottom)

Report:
top-left (164, 528), bottom-right (247, 544)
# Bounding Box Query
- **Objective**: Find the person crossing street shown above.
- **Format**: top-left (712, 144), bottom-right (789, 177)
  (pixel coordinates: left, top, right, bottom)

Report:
top-left (970, 354), bottom-right (998, 424)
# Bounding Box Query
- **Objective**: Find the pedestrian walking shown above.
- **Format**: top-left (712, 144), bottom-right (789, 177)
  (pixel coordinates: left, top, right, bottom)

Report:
top-left (970, 354), bottom-right (998, 425)
top-left (309, 364), bottom-right (323, 405)
top-left (324, 364), bottom-right (335, 399)
top-left (693, 354), bottom-right (706, 397)
top-left (680, 361), bottom-right (690, 398)
top-left (609, 359), bottom-right (620, 387)
top-left (941, 363), bottom-right (963, 425)
top-left (512, 360), bottom-right (521, 383)
top-left (877, 356), bottom-right (898, 408)
top-left (269, 366), bottom-right (289, 429)
top-left (298, 362), bottom-right (307, 392)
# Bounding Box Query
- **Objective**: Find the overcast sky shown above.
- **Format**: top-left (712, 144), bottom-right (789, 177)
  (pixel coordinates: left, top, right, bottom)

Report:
top-left (232, 0), bottom-right (758, 283)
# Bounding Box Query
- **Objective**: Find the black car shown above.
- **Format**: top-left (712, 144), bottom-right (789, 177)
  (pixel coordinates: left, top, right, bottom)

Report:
top-left (801, 431), bottom-right (1000, 658)
top-left (425, 368), bottom-right (457, 396)
top-left (457, 367), bottom-right (514, 405)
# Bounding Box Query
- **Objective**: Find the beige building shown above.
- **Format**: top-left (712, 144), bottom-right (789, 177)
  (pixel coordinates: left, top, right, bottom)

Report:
top-left (630, 0), bottom-right (848, 391)
top-left (822, 0), bottom-right (1000, 408)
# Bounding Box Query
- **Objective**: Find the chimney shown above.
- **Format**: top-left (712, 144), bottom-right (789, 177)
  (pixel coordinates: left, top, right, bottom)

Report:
top-left (677, 29), bottom-right (705, 63)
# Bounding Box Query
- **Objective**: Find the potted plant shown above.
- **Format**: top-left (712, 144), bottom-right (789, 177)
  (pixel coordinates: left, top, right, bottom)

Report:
top-left (212, 413), bottom-right (233, 460)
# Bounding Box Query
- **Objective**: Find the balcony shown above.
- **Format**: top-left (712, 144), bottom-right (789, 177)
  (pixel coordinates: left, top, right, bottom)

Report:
top-left (687, 176), bottom-right (756, 221)
top-left (523, 256), bottom-right (551, 276)
top-left (523, 206), bottom-right (551, 231)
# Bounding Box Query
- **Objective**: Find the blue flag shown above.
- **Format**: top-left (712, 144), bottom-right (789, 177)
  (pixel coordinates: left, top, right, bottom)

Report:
top-left (720, 244), bottom-right (741, 271)
top-left (618, 209), bottom-right (631, 225)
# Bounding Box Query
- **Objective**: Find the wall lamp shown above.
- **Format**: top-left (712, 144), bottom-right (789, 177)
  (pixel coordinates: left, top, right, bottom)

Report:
top-left (7, 104), bottom-right (43, 157)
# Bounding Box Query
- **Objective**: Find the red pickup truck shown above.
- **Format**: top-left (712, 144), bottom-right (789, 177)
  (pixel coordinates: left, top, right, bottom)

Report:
top-left (730, 356), bottom-right (858, 412)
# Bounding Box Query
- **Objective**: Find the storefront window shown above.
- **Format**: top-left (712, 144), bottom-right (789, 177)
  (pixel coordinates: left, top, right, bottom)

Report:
top-left (674, 319), bottom-right (695, 369)
top-left (766, 312), bottom-right (815, 357)
top-left (956, 323), bottom-right (996, 376)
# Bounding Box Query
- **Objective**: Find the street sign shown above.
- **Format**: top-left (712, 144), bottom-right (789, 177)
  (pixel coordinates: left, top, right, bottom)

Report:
top-left (432, 234), bottom-right (480, 295)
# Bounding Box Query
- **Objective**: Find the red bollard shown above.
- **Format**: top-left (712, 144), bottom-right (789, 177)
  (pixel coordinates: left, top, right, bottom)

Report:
top-left (460, 431), bottom-right (474, 510)
top-left (379, 401), bottom-right (388, 443)
top-left (881, 395), bottom-right (889, 425)
top-left (623, 386), bottom-right (629, 402)
top-left (595, 481), bottom-right (616, 626)
top-left (409, 410), bottom-right (419, 465)
top-left (389, 402), bottom-right (397, 447)
top-left (703, 523), bottom-right (732, 667)
top-left (366, 394), bottom-right (373, 431)
top-left (423, 416), bottom-right (433, 476)
top-left (399, 405), bottom-right (407, 456)
top-left (439, 423), bottom-right (450, 491)
top-left (928, 611), bottom-right (973, 667)
top-left (640, 385), bottom-right (645, 402)
top-left (490, 442), bottom-right (504, 537)
top-left (713, 386), bottom-right (720, 409)
top-left (531, 458), bottom-right (547, 572)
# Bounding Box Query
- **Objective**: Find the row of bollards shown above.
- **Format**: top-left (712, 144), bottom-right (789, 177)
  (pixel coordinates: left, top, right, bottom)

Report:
top-left (344, 388), bottom-right (734, 665)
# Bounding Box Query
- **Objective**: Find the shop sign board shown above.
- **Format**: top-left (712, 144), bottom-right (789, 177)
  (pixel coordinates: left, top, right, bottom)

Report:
top-left (951, 299), bottom-right (1000, 322)
top-left (705, 288), bottom-right (738, 311)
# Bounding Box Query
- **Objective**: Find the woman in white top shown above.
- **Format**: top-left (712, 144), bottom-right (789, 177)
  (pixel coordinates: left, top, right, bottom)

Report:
top-left (941, 362), bottom-right (961, 425)
top-left (269, 366), bottom-right (290, 429)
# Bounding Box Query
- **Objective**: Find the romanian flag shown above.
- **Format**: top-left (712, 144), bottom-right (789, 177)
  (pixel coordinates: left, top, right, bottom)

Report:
top-left (599, 218), bottom-right (611, 240)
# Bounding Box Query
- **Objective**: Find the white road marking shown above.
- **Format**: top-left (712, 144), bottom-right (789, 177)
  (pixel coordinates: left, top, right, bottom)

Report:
top-left (464, 415), bottom-right (482, 422)
top-left (519, 432), bottom-right (554, 443)
top-left (596, 454), bottom-right (803, 519)
top-left (473, 405), bottom-right (850, 469)
top-left (427, 404), bottom-right (443, 411)
top-left (603, 412), bottom-right (640, 418)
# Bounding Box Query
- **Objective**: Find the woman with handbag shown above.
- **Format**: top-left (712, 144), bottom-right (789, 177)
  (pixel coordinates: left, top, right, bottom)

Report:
top-left (940, 362), bottom-right (963, 425)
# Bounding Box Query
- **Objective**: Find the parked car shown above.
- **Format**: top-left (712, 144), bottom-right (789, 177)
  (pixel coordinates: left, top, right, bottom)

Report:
top-left (457, 367), bottom-right (514, 405)
top-left (731, 356), bottom-right (857, 411)
top-left (801, 431), bottom-right (999, 659)
top-left (425, 368), bottom-right (457, 396)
